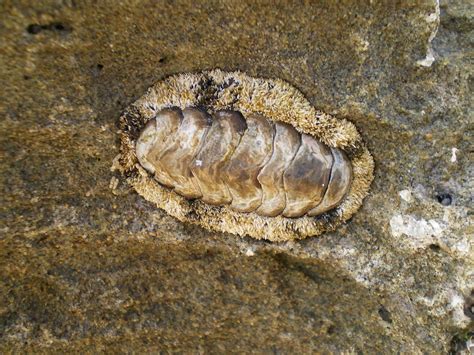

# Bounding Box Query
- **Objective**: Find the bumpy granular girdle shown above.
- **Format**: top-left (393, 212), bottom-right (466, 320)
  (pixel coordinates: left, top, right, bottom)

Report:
top-left (136, 107), bottom-right (352, 218)
top-left (118, 70), bottom-right (374, 241)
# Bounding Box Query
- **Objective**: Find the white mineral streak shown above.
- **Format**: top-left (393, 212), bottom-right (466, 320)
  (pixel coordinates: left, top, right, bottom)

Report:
top-left (417, 0), bottom-right (440, 67)
top-left (109, 176), bottom-right (119, 191)
top-left (452, 239), bottom-right (470, 255)
top-left (417, 289), bottom-right (471, 328)
top-left (467, 338), bottom-right (474, 354)
top-left (244, 247), bottom-right (256, 257)
top-left (389, 208), bottom-right (472, 258)
top-left (399, 189), bottom-right (413, 203)
top-left (450, 147), bottom-right (458, 163)
top-left (389, 214), bottom-right (444, 244)
top-left (110, 154), bottom-right (121, 172)
top-left (447, 290), bottom-right (472, 328)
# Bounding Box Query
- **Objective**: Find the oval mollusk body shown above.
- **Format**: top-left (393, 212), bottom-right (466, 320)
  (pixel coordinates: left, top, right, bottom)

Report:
top-left (136, 107), bottom-right (351, 218)
top-left (119, 70), bottom-right (374, 241)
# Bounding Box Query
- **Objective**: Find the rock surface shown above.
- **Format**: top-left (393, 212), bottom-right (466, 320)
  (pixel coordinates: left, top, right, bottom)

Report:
top-left (1, 0), bottom-right (472, 352)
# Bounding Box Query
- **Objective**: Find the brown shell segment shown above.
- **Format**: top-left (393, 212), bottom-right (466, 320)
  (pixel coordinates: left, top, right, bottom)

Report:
top-left (135, 107), bottom-right (352, 218)
top-left (158, 108), bottom-right (211, 198)
top-left (190, 110), bottom-right (247, 205)
top-left (139, 108), bottom-right (182, 188)
top-left (308, 148), bottom-right (352, 216)
top-left (224, 114), bottom-right (274, 212)
top-left (256, 122), bottom-right (301, 217)
top-left (282, 134), bottom-right (333, 218)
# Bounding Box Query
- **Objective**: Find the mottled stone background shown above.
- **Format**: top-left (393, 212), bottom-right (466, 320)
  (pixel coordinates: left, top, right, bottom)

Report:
top-left (1, 0), bottom-right (472, 353)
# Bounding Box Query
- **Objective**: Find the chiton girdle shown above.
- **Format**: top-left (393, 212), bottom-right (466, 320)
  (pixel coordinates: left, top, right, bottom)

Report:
top-left (118, 70), bottom-right (374, 241)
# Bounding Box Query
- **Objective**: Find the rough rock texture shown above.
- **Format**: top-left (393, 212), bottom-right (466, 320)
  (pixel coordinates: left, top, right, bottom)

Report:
top-left (1, 0), bottom-right (472, 353)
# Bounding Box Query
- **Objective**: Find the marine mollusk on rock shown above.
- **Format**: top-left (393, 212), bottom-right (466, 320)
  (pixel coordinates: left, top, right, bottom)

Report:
top-left (119, 70), bottom-right (374, 241)
top-left (135, 108), bottom-right (352, 218)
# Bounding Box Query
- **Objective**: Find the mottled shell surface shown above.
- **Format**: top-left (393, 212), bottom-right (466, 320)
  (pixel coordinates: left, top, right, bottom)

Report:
top-left (135, 108), bottom-right (353, 218)
top-left (119, 70), bottom-right (374, 241)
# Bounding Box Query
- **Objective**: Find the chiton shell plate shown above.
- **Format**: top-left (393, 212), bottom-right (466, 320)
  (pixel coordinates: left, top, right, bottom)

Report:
top-left (118, 70), bottom-right (374, 241)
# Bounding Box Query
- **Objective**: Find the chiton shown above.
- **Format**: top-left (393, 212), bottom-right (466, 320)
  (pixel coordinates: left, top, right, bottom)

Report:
top-left (119, 70), bottom-right (374, 241)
